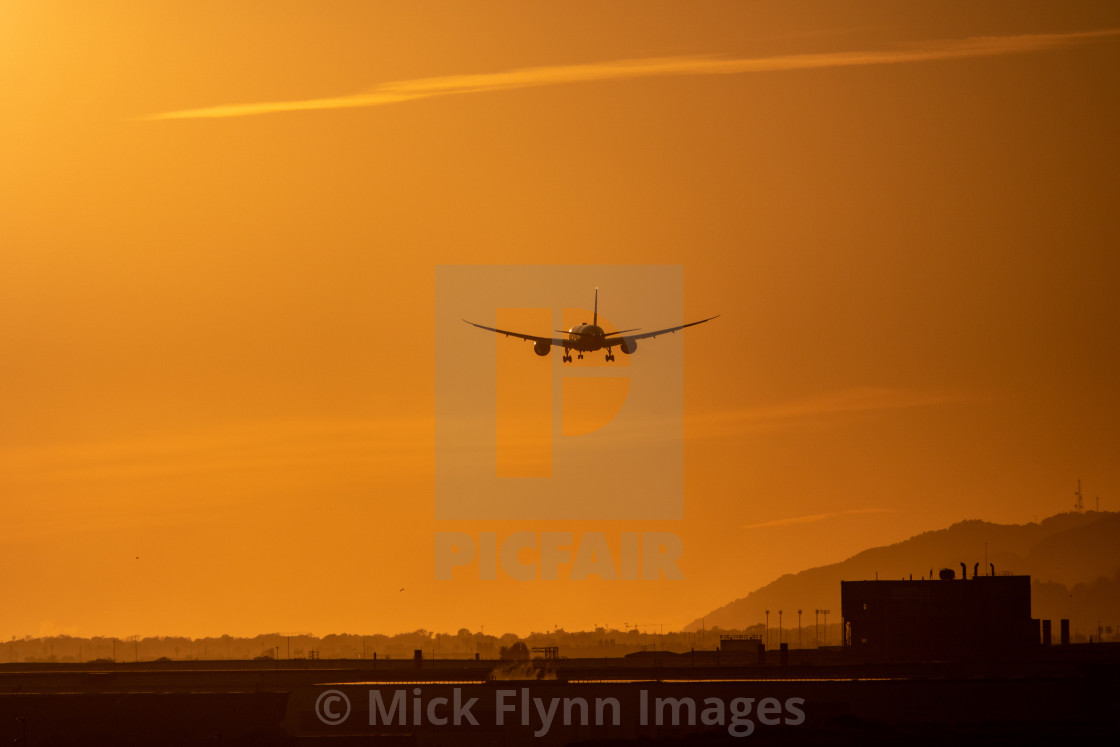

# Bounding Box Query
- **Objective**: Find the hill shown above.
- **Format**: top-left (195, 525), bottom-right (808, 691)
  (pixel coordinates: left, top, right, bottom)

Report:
top-left (685, 511), bottom-right (1120, 638)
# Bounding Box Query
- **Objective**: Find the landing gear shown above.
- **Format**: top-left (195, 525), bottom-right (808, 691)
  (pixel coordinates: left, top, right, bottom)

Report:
top-left (605, 353), bottom-right (615, 362)
top-left (562, 350), bottom-right (572, 362)
top-left (577, 352), bottom-right (584, 360)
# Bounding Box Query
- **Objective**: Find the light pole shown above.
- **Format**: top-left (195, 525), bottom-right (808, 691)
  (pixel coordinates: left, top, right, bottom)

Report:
top-left (778, 610), bottom-right (783, 645)
top-left (821, 609), bottom-right (830, 645)
top-left (815, 610), bottom-right (819, 647)
top-left (764, 610), bottom-right (770, 649)
top-left (798, 610), bottom-right (803, 649)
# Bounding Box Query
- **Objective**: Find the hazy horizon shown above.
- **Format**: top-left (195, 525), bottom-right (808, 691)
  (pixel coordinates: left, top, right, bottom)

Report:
top-left (3, 1), bottom-right (1119, 640)
top-left (5, 509), bottom-right (1115, 641)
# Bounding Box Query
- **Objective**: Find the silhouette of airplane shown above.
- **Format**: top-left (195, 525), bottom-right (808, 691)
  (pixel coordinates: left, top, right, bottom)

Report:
top-left (464, 288), bottom-right (718, 362)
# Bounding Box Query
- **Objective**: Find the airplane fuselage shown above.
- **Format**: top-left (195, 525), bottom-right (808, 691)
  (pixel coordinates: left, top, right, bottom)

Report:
top-left (567, 323), bottom-right (608, 352)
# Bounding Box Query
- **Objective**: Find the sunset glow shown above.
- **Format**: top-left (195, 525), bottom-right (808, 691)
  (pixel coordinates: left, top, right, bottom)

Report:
top-left (2, 1), bottom-right (1119, 641)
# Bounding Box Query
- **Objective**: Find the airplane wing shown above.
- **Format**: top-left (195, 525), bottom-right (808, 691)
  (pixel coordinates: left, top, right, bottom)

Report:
top-left (463, 314), bottom-right (719, 347)
top-left (614, 315), bottom-right (720, 341)
top-left (462, 320), bottom-right (569, 347)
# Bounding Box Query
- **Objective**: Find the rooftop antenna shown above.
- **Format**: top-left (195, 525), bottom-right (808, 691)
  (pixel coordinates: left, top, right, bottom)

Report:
top-left (1074, 479), bottom-right (1084, 512)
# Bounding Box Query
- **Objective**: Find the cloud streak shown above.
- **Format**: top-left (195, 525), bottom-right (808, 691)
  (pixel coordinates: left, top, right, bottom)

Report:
top-left (0, 418), bottom-right (430, 486)
top-left (742, 507), bottom-right (894, 530)
top-left (146, 29), bottom-right (1120, 121)
top-left (688, 386), bottom-right (969, 439)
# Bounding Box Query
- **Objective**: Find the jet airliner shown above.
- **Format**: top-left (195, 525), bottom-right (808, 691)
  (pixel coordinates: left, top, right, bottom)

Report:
top-left (463, 289), bottom-right (718, 362)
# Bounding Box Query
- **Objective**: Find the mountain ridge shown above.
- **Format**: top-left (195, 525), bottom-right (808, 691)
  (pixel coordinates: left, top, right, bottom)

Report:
top-left (685, 511), bottom-right (1120, 634)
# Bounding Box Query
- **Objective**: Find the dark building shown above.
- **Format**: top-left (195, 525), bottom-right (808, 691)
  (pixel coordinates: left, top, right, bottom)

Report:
top-left (718, 634), bottom-right (762, 653)
top-left (841, 573), bottom-right (1035, 662)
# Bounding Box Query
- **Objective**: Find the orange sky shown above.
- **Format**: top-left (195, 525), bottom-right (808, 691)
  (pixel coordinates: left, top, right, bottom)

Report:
top-left (2, 1), bottom-right (1119, 639)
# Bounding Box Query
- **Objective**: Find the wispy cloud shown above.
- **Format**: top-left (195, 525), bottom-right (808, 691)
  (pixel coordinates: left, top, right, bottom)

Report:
top-left (737, 387), bottom-right (960, 421)
top-left (146, 29), bottom-right (1120, 121)
top-left (743, 507), bottom-right (894, 530)
top-left (689, 386), bottom-right (969, 439)
top-left (0, 418), bottom-right (430, 486)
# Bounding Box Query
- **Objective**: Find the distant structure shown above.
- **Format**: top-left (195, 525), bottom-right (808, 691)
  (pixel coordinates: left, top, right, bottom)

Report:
top-left (841, 570), bottom-right (1035, 662)
top-left (720, 634), bottom-right (765, 664)
top-left (530, 646), bottom-right (559, 661)
top-left (718, 634), bottom-right (762, 653)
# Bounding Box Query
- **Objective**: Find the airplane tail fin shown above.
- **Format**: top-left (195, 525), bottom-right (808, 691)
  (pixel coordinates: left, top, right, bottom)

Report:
top-left (594, 287), bottom-right (598, 326)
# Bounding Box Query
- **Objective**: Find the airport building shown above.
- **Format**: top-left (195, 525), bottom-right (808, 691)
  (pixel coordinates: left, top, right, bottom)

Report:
top-left (841, 569), bottom-right (1036, 662)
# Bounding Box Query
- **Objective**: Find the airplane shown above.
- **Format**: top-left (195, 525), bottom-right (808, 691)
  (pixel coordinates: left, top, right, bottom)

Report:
top-left (463, 288), bottom-right (718, 362)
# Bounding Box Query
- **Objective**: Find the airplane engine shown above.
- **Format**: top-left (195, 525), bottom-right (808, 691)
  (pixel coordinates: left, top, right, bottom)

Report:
top-left (620, 337), bottom-right (638, 355)
top-left (533, 340), bottom-right (551, 356)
